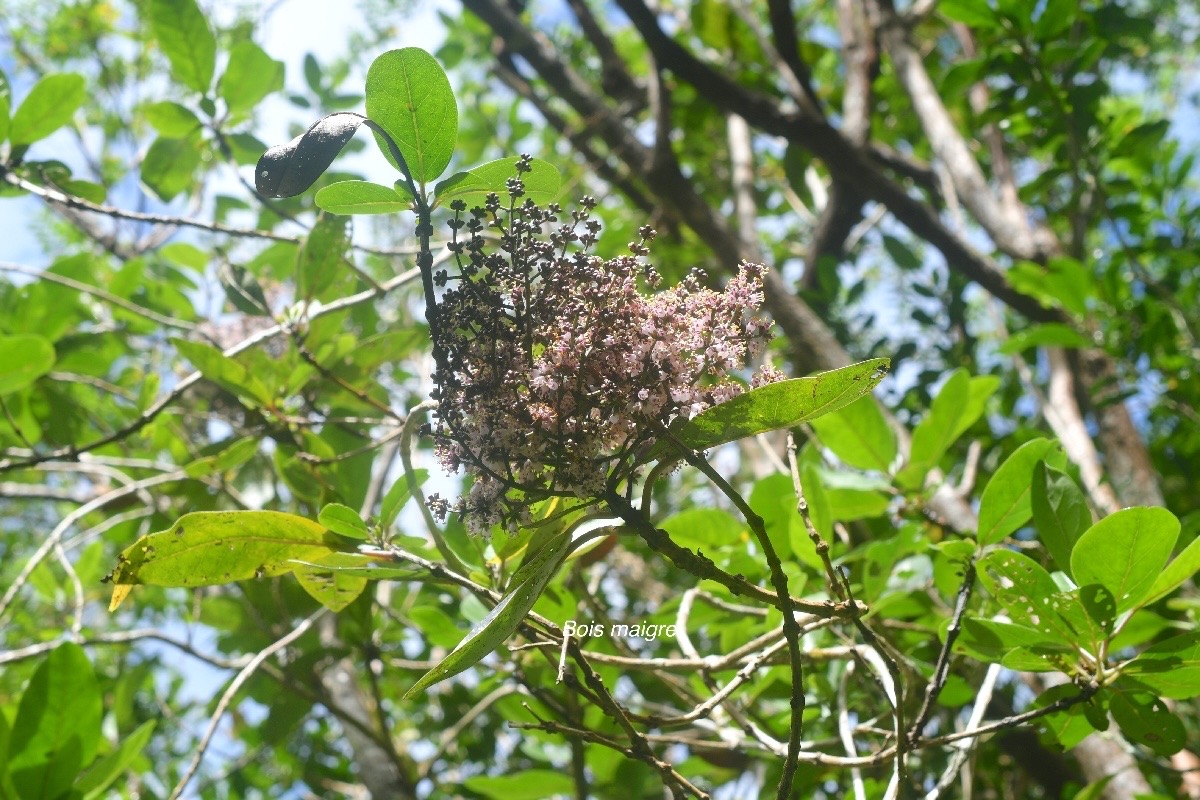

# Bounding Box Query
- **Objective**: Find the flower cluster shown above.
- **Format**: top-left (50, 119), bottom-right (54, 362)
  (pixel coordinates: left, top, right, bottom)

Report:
top-left (426, 157), bottom-right (780, 534)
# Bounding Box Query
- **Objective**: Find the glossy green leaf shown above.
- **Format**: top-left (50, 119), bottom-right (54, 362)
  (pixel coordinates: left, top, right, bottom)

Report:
top-left (292, 552), bottom-right (370, 611)
top-left (1109, 686), bottom-right (1185, 756)
top-left (380, 467), bottom-right (429, 529)
top-left (141, 135), bottom-right (201, 201)
top-left (365, 48), bottom-right (457, 182)
top-left (319, 503), bottom-right (370, 540)
top-left (173, 338), bottom-right (273, 405)
top-left (147, 0), bottom-right (216, 93)
top-left (1141, 532), bottom-right (1200, 607)
top-left (808, 395), bottom-right (896, 472)
top-left (0, 334), bottom-right (55, 395)
top-left (434, 157), bottom-right (561, 206)
top-left (74, 720), bottom-right (156, 800)
top-left (404, 531), bottom-right (570, 697)
top-left (297, 213), bottom-right (349, 300)
top-left (1031, 461), bottom-right (1091, 576)
top-left (218, 40), bottom-right (284, 114)
top-left (143, 100), bottom-right (201, 136)
top-left (674, 358), bottom-right (889, 452)
top-left (1071, 507), bottom-right (1180, 612)
top-left (1123, 631), bottom-right (1200, 699)
top-left (315, 180), bottom-right (413, 215)
top-left (978, 438), bottom-right (1064, 544)
top-left (7, 642), bottom-right (102, 800)
top-left (9, 72), bottom-right (86, 145)
top-left (107, 510), bottom-right (352, 596)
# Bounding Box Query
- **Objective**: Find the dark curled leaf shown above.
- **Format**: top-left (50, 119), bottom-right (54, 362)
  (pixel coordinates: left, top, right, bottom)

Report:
top-left (255, 112), bottom-right (366, 198)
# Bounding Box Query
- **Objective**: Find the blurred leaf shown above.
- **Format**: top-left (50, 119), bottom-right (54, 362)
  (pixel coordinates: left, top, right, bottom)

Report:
top-left (658, 508), bottom-right (743, 550)
top-left (977, 438), bottom-right (1064, 544)
top-left (218, 40), bottom-right (284, 114)
top-left (998, 323), bottom-right (1091, 354)
top-left (74, 720), bottom-right (156, 800)
top-left (143, 100), bottom-right (201, 136)
top-left (9, 72), bottom-right (86, 145)
top-left (147, 0), bottom-right (216, 93)
top-left (141, 135), bottom-right (201, 201)
top-left (218, 261), bottom-right (271, 315)
top-left (173, 338), bottom-right (273, 405)
top-left (939, 0), bottom-right (998, 27)
top-left (809, 395), bottom-right (896, 472)
top-left (897, 369), bottom-right (970, 488)
top-left (1071, 507), bottom-right (1180, 612)
top-left (0, 334), bottom-right (55, 395)
top-left (7, 642), bottom-right (102, 800)
top-left (1031, 461), bottom-right (1091, 576)
top-left (464, 770), bottom-right (576, 799)
top-left (319, 503), bottom-right (370, 540)
top-left (297, 213), bottom-right (349, 300)
top-left (365, 48), bottom-right (458, 182)
top-left (380, 467), bottom-right (428, 529)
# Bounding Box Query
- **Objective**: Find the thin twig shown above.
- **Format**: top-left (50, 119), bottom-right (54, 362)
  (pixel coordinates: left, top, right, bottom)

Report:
top-left (169, 610), bottom-right (324, 800)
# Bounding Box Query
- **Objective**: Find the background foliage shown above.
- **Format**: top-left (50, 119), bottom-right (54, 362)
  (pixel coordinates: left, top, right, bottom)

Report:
top-left (1, 1), bottom-right (1199, 799)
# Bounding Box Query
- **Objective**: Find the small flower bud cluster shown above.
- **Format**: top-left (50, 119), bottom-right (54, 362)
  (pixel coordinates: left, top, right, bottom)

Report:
top-left (426, 157), bottom-right (780, 534)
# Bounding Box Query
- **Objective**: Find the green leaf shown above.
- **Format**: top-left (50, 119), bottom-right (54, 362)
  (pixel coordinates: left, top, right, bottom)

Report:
top-left (997, 323), bottom-right (1091, 354)
top-left (218, 40), bottom-right (284, 114)
top-left (364, 48), bottom-right (458, 183)
top-left (318, 503), bottom-right (370, 540)
top-left (74, 720), bottom-right (156, 800)
top-left (674, 358), bottom-right (889, 452)
top-left (8, 642), bottom-right (102, 800)
top-left (463, 770), bottom-right (576, 800)
top-left (0, 72), bottom-right (10, 143)
top-left (434, 157), bottom-right (561, 206)
top-left (977, 550), bottom-right (1094, 646)
top-left (0, 334), bottom-right (55, 395)
top-left (315, 180), bottom-right (413, 215)
top-left (141, 135), bottom-right (202, 201)
top-left (1141, 532), bottom-right (1200, 607)
top-left (404, 532), bottom-right (570, 697)
top-left (951, 617), bottom-right (1069, 663)
top-left (977, 438), bottom-right (1064, 544)
top-left (218, 261), bottom-right (271, 315)
top-left (658, 508), bottom-right (744, 550)
top-left (897, 369), bottom-right (972, 488)
top-left (147, 0), bottom-right (216, 93)
top-left (1071, 507), bottom-right (1180, 613)
top-left (939, 0), bottom-right (998, 28)
top-left (173, 338), bottom-right (273, 405)
top-left (107, 510), bottom-right (353, 598)
top-left (297, 213), bottom-right (349, 300)
top-left (1031, 461), bottom-right (1091, 576)
top-left (1108, 685), bottom-right (1185, 756)
top-left (808, 395), bottom-right (896, 472)
top-left (143, 100), bottom-right (201, 136)
top-left (292, 552), bottom-right (370, 611)
top-left (380, 468), bottom-right (428, 529)
top-left (1123, 631), bottom-right (1200, 699)
top-left (9, 73), bottom-right (86, 145)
